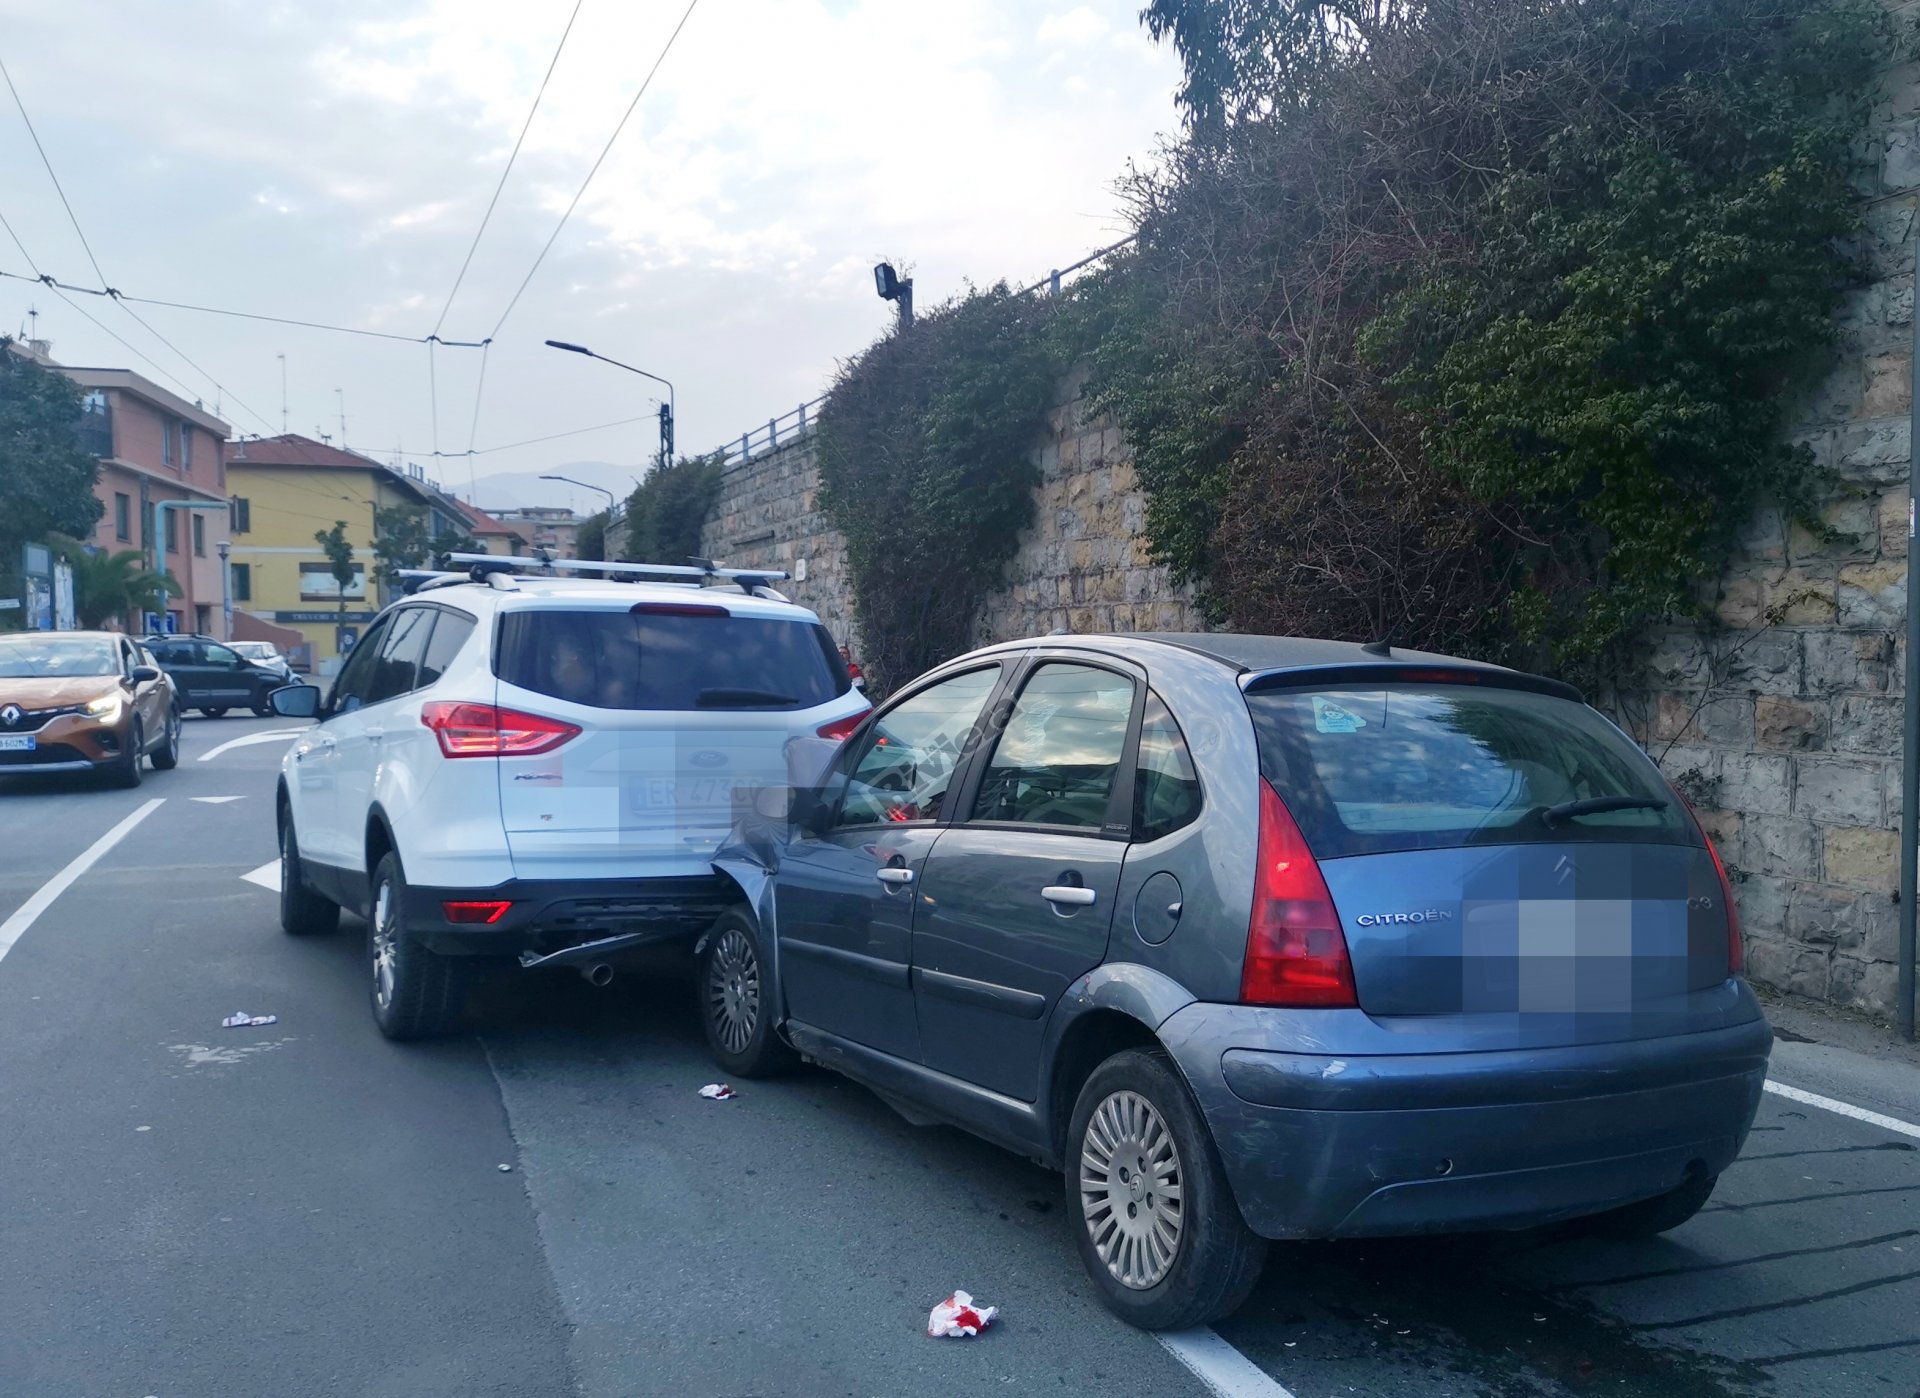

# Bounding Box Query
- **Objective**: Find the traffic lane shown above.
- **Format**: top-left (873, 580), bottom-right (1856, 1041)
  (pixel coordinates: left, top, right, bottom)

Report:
top-left (0, 791), bottom-right (572, 1396)
top-left (1214, 1087), bottom-right (1920, 1397)
top-left (478, 972), bottom-right (1209, 1398)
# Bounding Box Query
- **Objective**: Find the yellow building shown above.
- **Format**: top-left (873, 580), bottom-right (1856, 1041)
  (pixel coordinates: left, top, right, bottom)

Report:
top-left (224, 434), bottom-right (473, 676)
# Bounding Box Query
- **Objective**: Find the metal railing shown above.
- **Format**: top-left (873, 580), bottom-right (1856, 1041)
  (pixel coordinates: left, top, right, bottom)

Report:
top-left (715, 396), bottom-right (827, 469)
top-left (705, 233), bottom-right (1137, 471)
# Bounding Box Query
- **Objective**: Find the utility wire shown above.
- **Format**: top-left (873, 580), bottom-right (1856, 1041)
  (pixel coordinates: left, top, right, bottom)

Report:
top-left (434, 0), bottom-right (584, 337)
top-left (0, 268), bottom-right (482, 346)
top-left (487, 0), bottom-right (701, 340)
top-left (0, 53), bottom-right (107, 289)
top-left (0, 61), bottom-right (278, 433)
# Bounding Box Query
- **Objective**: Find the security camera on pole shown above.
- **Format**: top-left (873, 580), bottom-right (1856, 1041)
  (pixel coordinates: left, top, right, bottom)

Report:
top-left (873, 261), bottom-right (913, 329)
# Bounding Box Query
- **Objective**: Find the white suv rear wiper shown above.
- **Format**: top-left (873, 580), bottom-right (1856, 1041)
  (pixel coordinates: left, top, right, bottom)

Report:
top-left (696, 687), bottom-right (797, 707)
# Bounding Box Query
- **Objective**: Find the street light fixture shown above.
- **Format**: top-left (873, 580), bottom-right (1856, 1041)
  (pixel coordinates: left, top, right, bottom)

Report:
top-left (543, 339), bottom-right (676, 471)
top-left (538, 473), bottom-right (616, 513)
top-left (874, 261), bottom-right (913, 329)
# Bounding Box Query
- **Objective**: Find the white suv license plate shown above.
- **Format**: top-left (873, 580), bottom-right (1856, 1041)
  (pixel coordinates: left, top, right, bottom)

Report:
top-left (630, 776), bottom-right (749, 810)
top-left (0, 735), bottom-right (36, 752)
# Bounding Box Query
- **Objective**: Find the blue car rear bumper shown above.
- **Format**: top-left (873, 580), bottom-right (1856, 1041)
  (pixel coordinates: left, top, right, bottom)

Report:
top-left (1159, 1004), bottom-right (1772, 1240)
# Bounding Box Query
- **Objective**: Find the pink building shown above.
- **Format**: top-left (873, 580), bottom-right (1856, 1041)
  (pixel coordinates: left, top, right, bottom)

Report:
top-left (63, 366), bottom-right (233, 636)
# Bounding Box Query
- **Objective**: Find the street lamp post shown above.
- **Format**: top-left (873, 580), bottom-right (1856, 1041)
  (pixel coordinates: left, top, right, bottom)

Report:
top-left (538, 474), bottom-right (615, 513)
top-left (544, 340), bottom-right (676, 472)
top-left (217, 539), bottom-right (233, 641)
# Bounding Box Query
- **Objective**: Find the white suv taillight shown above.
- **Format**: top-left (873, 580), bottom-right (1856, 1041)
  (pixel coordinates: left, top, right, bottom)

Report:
top-left (817, 707), bottom-right (869, 741)
top-left (421, 701), bottom-right (580, 758)
top-left (1241, 777), bottom-right (1357, 1008)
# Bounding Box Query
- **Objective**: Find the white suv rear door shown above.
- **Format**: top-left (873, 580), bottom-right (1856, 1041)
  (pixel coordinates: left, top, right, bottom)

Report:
top-left (491, 598), bottom-right (861, 881)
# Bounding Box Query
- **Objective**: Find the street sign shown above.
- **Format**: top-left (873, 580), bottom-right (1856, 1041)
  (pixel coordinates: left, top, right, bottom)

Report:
top-left (0, 599), bottom-right (19, 611)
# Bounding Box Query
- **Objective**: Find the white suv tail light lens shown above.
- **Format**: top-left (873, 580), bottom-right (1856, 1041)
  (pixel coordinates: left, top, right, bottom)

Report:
top-left (817, 707), bottom-right (869, 741)
top-left (421, 701), bottom-right (580, 758)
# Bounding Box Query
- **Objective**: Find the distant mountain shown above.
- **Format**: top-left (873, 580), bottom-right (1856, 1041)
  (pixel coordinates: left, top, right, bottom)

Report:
top-left (467, 460), bottom-right (644, 513)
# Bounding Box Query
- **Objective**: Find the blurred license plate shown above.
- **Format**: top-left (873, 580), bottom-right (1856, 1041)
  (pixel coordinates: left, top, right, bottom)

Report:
top-left (630, 776), bottom-right (747, 810)
top-left (0, 735), bottom-right (35, 751)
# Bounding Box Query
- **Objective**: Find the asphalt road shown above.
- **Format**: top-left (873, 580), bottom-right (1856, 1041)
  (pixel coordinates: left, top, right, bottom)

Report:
top-left (1, 714), bottom-right (1917, 1398)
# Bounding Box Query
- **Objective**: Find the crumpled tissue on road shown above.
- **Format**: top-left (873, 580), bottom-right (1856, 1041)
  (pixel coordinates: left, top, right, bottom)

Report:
top-left (698, 1083), bottom-right (737, 1100)
top-left (220, 1012), bottom-right (277, 1028)
top-left (927, 1290), bottom-right (998, 1338)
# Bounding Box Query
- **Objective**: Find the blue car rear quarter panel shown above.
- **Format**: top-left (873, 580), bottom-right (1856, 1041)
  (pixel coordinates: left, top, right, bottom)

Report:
top-left (1160, 998), bottom-right (1772, 1240)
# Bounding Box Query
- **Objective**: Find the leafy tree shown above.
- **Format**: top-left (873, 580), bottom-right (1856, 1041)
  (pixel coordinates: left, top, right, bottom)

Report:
top-left (0, 340), bottom-right (104, 566)
top-left (372, 504), bottom-right (477, 585)
top-left (48, 537), bottom-right (179, 630)
top-left (817, 286), bottom-right (1067, 689)
top-left (624, 453), bottom-right (724, 563)
top-left (575, 509), bottom-right (609, 564)
top-left (1096, 0), bottom-right (1890, 683)
top-left (313, 521), bottom-right (356, 623)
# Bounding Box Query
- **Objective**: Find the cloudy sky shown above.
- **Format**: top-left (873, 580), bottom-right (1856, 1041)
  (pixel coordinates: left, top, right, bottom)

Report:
top-left (0, 0), bottom-right (1180, 511)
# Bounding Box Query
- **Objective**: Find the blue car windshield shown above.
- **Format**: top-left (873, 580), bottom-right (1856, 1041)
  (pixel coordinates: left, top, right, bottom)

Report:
top-left (1245, 683), bottom-right (1695, 859)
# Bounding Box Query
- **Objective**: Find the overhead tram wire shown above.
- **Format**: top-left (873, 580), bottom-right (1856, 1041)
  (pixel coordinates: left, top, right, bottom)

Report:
top-left (484, 0), bottom-right (702, 343)
top-left (434, 0), bottom-right (584, 340)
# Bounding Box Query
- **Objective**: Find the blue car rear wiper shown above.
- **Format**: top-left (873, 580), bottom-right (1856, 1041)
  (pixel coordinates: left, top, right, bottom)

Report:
top-left (1538, 795), bottom-right (1668, 829)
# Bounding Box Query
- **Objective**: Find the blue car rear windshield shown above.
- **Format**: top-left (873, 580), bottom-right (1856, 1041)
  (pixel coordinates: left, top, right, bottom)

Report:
top-left (495, 608), bottom-right (849, 712)
top-left (1245, 684), bottom-right (1694, 859)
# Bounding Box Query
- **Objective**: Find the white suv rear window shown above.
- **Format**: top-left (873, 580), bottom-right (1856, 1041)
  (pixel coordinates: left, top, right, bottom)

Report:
top-left (495, 607), bottom-right (849, 712)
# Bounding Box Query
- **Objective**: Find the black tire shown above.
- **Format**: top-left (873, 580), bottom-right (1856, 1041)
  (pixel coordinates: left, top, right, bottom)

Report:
top-left (1576, 1172), bottom-right (1718, 1239)
top-left (201, 707), bottom-right (228, 719)
top-left (367, 851), bottom-right (469, 1041)
top-left (278, 814), bottom-right (339, 937)
top-left (111, 720), bottom-right (144, 788)
top-left (697, 909), bottom-right (798, 1078)
top-left (1066, 1048), bottom-right (1267, 1330)
top-left (149, 707), bottom-right (182, 770)
top-left (252, 693), bottom-right (274, 717)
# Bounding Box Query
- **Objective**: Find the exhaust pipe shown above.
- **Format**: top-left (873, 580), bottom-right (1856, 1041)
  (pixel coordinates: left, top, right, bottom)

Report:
top-left (581, 963), bottom-right (614, 988)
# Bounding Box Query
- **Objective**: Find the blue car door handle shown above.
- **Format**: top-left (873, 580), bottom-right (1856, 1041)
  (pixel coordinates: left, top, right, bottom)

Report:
top-left (1042, 885), bottom-right (1097, 907)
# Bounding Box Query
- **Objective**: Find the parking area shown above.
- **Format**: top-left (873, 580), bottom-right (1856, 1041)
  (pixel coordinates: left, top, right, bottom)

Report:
top-left (0, 715), bottom-right (1915, 1397)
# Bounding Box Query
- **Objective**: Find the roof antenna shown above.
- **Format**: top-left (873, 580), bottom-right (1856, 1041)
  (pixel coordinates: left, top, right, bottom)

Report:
top-left (1360, 638), bottom-right (1393, 657)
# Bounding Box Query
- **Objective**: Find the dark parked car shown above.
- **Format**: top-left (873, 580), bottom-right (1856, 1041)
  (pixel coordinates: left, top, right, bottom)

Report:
top-left (146, 635), bottom-right (282, 717)
top-left (695, 633), bottom-right (1769, 1329)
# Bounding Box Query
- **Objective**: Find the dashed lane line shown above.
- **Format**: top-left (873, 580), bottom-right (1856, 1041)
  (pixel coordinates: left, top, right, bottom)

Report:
top-left (1158, 1328), bottom-right (1298, 1398)
top-left (0, 798), bottom-right (165, 969)
top-left (1765, 1080), bottom-right (1920, 1142)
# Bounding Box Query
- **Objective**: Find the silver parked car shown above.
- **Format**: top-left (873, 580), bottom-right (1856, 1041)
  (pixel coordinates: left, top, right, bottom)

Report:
top-left (697, 633), bottom-right (1769, 1329)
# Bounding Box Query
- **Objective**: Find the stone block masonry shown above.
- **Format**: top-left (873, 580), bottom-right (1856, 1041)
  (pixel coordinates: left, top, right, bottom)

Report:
top-left (699, 372), bottom-right (1203, 657)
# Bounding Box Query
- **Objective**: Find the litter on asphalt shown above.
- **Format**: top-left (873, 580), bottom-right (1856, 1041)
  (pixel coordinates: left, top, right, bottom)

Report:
top-left (927, 1290), bottom-right (998, 1338)
top-left (698, 1084), bottom-right (737, 1101)
top-left (221, 1012), bottom-right (277, 1028)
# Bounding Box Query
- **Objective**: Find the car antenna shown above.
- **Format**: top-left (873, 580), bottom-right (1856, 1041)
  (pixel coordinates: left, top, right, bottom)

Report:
top-left (1360, 638), bottom-right (1392, 657)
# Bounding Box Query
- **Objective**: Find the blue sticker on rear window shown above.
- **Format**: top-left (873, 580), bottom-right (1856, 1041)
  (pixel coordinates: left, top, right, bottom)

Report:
top-left (1313, 697), bottom-right (1367, 733)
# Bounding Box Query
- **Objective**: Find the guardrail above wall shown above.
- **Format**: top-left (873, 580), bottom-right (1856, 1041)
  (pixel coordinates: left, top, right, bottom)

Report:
top-left (715, 397), bottom-right (828, 470)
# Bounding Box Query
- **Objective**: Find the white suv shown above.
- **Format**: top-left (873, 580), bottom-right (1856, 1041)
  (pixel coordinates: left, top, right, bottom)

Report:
top-left (269, 567), bottom-right (869, 1039)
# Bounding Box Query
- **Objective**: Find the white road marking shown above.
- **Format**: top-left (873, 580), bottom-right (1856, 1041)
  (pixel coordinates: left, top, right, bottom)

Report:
top-left (0, 798), bottom-right (165, 968)
top-left (241, 860), bottom-right (281, 892)
top-left (1765, 1080), bottom-right (1920, 1142)
top-left (197, 729), bottom-right (304, 762)
top-left (191, 795), bottom-right (246, 804)
top-left (1158, 1328), bottom-right (1297, 1398)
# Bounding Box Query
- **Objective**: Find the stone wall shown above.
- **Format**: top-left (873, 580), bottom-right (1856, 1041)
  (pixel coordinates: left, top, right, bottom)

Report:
top-left (699, 373), bottom-right (1201, 655)
top-left (1624, 55), bottom-right (1916, 1017)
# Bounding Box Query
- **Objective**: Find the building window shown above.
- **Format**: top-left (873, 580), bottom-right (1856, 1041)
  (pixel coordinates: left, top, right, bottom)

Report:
top-left (231, 563), bottom-right (252, 602)
top-left (162, 420), bottom-right (174, 466)
top-left (181, 424), bottom-right (193, 472)
top-left (195, 603), bottom-right (211, 634)
top-left (231, 497), bottom-right (250, 534)
top-left (192, 514), bottom-right (206, 557)
top-left (299, 561), bottom-right (366, 601)
top-left (114, 493), bottom-right (131, 542)
top-left (164, 510), bottom-right (179, 554)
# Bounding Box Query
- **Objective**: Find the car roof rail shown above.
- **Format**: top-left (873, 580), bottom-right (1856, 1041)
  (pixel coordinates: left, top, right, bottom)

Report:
top-left (441, 551), bottom-right (791, 594)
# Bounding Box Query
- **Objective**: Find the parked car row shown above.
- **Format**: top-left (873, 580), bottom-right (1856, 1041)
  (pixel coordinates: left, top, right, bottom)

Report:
top-left (263, 563), bottom-right (1769, 1332)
